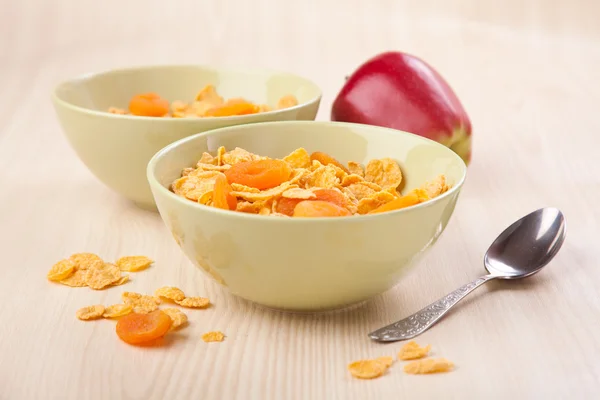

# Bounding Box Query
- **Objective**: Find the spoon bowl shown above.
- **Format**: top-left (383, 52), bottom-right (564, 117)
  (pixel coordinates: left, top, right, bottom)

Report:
top-left (485, 207), bottom-right (566, 279)
top-left (369, 207), bottom-right (566, 342)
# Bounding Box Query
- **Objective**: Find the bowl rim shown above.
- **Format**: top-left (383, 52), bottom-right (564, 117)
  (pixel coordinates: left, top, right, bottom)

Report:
top-left (147, 120), bottom-right (467, 223)
top-left (51, 63), bottom-right (323, 123)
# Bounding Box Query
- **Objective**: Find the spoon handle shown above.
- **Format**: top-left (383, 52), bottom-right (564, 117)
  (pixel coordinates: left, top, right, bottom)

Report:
top-left (368, 275), bottom-right (496, 342)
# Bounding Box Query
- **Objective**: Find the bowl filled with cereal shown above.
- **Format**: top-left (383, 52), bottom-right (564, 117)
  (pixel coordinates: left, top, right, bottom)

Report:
top-left (51, 64), bottom-right (321, 210)
top-left (147, 120), bottom-right (467, 311)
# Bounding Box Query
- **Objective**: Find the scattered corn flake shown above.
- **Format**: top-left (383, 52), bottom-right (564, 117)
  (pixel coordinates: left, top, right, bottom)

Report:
top-left (420, 175), bottom-right (450, 198)
top-left (376, 356), bottom-right (394, 368)
top-left (347, 161), bottom-right (364, 177)
top-left (175, 297), bottom-right (210, 309)
top-left (111, 274), bottom-right (130, 286)
top-left (155, 286), bottom-right (186, 302)
top-left (307, 165), bottom-right (340, 189)
top-left (345, 182), bottom-right (379, 201)
top-left (198, 152), bottom-right (216, 165)
top-left (116, 256), bottom-right (153, 272)
top-left (348, 359), bottom-right (387, 380)
top-left (69, 253), bottom-right (103, 270)
top-left (231, 182), bottom-right (297, 202)
top-left (282, 148), bottom-right (311, 169)
top-left (282, 188), bottom-right (316, 200)
top-left (76, 305), bottom-right (105, 320)
top-left (340, 174), bottom-right (364, 187)
top-left (103, 304), bottom-right (133, 319)
top-left (122, 292), bottom-right (161, 314)
top-left (403, 358), bottom-right (454, 374)
top-left (223, 147), bottom-right (260, 165)
top-left (231, 183), bottom-right (260, 193)
top-left (122, 291), bottom-right (143, 303)
top-left (398, 341), bottom-right (432, 360)
top-left (59, 269), bottom-right (88, 287)
top-left (85, 263), bottom-right (122, 290)
top-left (196, 163), bottom-right (231, 172)
top-left (357, 191), bottom-right (396, 214)
top-left (276, 95), bottom-right (298, 109)
top-left (258, 207), bottom-right (271, 215)
top-left (195, 84), bottom-right (224, 105)
top-left (47, 259), bottom-right (75, 282)
top-left (162, 308), bottom-right (188, 330)
top-left (364, 158), bottom-right (403, 189)
top-left (202, 331), bottom-right (225, 342)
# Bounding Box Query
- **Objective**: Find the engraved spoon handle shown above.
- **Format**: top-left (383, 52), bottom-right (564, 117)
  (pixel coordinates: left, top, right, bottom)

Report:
top-left (369, 275), bottom-right (497, 342)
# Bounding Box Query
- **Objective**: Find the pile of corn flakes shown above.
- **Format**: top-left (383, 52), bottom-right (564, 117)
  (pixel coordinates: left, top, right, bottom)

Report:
top-left (75, 286), bottom-right (225, 344)
top-left (348, 341), bottom-right (454, 379)
top-left (47, 253), bottom-right (153, 289)
top-left (108, 84), bottom-right (298, 118)
top-left (170, 146), bottom-right (450, 217)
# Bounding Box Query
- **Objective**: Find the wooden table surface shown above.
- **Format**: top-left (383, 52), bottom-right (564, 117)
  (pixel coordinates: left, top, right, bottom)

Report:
top-left (1, 0), bottom-right (599, 398)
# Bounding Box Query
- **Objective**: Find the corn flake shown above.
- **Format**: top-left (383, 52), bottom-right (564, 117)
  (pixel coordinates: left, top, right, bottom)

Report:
top-left (364, 158), bottom-right (403, 189)
top-left (231, 182), bottom-right (296, 202)
top-left (116, 256), bottom-right (153, 272)
top-left (376, 356), bottom-right (394, 368)
top-left (398, 341), bottom-right (432, 360)
top-left (307, 165), bottom-right (339, 189)
top-left (155, 286), bottom-right (186, 302)
top-left (420, 175), bottom-right (450, 198)
top-left (76, 305), bottom-right (105, 321)
top-left (103, 304), bottom-right (133, 319)
top-left (111, 274), bottom-right (130, 286)
top-left (231, 183), bottom-right (260, 193)
top-left (223, 147), bottom-right (260, 165)
top-left (162, 308), bottom-right (188, 330)
top-left (277, 95), bottom-right (298, 109)
top-left (348, 359), bottom-right (387, 379)
top-left (59, 269), bottom-right (88, 287)
top-left (282, 188), bottom-right (316, 200)
top-left (357, 191), bottom-right (396, 214)
top-left (345, 182), bottom-right (378, 201)
top-left (69, 253), bottom-right (103, 270)
top-left (175, 297), bottom-right (210, 309)
top-left (85, 263), bottom-right (122, 290)
top-left (347, 161), bottom-right (364, 177)
top-left (403, 358), bottom-right (454, 374)
top-left (195, 84), bottom-right (224, 105)
top-left (202, 331), bottom-right (225, 342)
top-left (283, 148), bottom-right (311, 169)
top-left (340, 174), bottom-right (364, 187)
top-left (47, 259), bottom-right (75, 282)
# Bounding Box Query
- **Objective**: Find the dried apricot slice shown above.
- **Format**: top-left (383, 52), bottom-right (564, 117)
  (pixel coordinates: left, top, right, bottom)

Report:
top-left (275, 197), bottom-right (303, 216)
top-left (204, 101), bottom-right (259, 117)
top-left (213, 174), bottom-right (237, 210)
top-left (368, 189), bottom-right (428, 214)
top-left (293, 200), bottom-right (352, 217)
top-left (128, 93), bottom-right (170, 117)
top-left (116, 310), bottom-right (173, 345)
top-left (310, 151), bottom-right (350, 174)
top-left (224, 159), bottom-right (292, 190)
top-left (313, 188), bottom-right (348, 208)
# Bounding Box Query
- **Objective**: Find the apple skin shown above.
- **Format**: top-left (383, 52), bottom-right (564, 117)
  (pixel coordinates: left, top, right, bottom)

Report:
top-left (331, 51), bottom-right (472, 165)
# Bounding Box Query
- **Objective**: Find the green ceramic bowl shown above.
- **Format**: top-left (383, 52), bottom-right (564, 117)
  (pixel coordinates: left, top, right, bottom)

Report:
top-left (147, 121), bottom-right (467, 311)
top-left (52, 65), bottom-right (322, 210)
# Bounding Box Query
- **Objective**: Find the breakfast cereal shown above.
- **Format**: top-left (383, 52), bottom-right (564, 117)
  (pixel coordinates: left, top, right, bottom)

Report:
top-left (398, 340), bottom-right (432, 360)
top-left (169, 146), bottom-right (450, 217)
top-left (201, 331), bottom-right (225, 342)
top-left (175, 297), bottom-right (210, 309)
top-left (102, 304), bottom-right (133, 319)
top-left (403, 358), bottom-right (454, 374)
top-left (161, 308), bottom-right (188, 331)
top-left (108, 85), bottom-right (299, 118)
top-left (348, 359), bottom-right (390, 379)
top-left (116, 256), bottom-right (153, 272)
top-left (155, 286), bottom-right (186, 302)
top-left (76, 305), bottom-right (105, 321)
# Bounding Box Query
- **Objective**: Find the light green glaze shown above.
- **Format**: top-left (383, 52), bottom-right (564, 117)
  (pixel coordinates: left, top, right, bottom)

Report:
top-left (147, 121), bottom-right (467, 311)
top-left (51, 65), bottom-right (322, 209)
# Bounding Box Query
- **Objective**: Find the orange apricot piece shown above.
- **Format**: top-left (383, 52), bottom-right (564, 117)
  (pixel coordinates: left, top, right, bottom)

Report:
top-left (204, 101), bottom-right (259, 117)
top-left (128, 93), bottom-right (170, 117)
top-left (213, 174), bottom-right (237, 210)
top-left (224, 159), bottom-right (292, 190)
top-left (310, 151), bottom-right (350, 174)
top-left (276, 197), bottom-right (303, 216)
top-left (116, 310), bottom-right (173, 345)
top-left (313, 188), bottom-right (348, 208)
top-left (368, 189), bottom-right (429, 214)
top-left (293, 200), bottom-right (352, 217)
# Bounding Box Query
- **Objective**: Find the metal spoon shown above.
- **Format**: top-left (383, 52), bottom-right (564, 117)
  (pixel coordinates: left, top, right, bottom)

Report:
top-left (368, 207), bottom-right (566, 342)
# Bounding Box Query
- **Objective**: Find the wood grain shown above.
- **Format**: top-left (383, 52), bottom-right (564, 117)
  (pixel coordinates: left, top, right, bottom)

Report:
top-left (1, 0), bottom-right (599, 398)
